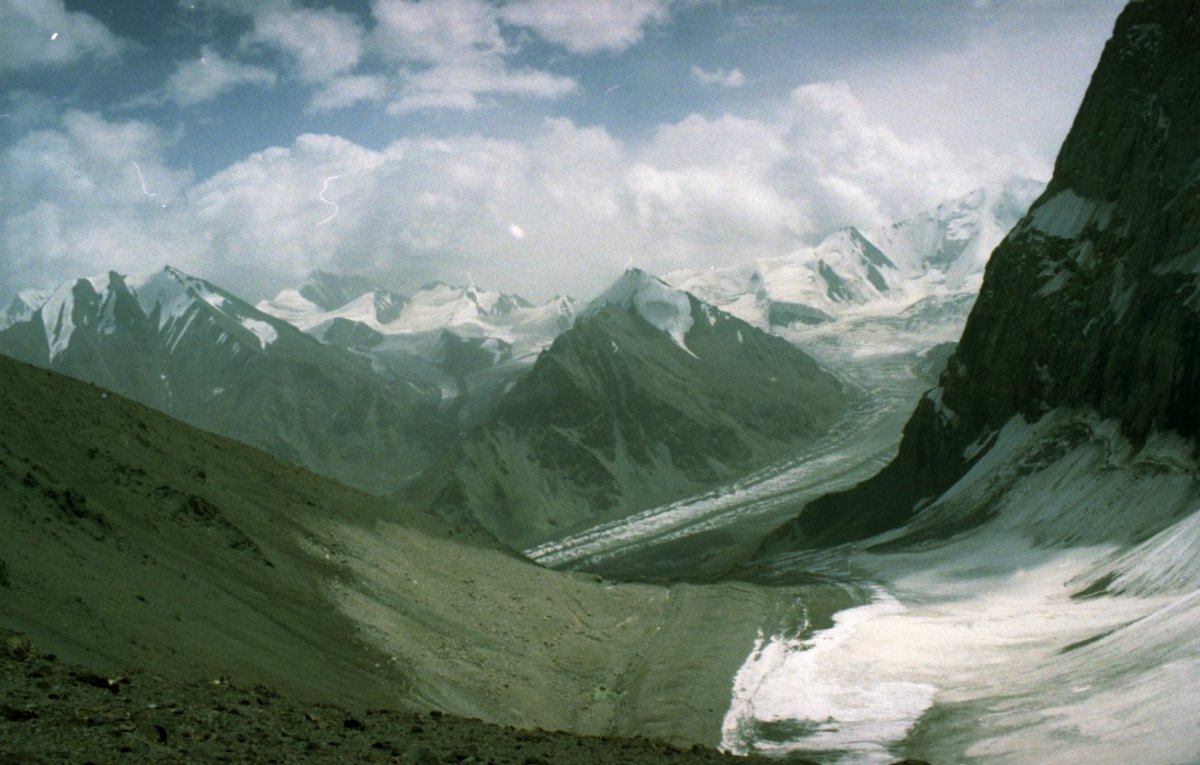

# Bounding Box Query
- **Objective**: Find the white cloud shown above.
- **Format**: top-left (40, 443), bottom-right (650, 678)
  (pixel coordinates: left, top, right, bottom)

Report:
top-left (371, 0), bottom-right (578, 113)
top-left (0, 111), bottom-right (193, 293)
top-left (691, 64), bottom-right (746, 88)
top-left (308, 74), bottom-right (389, 112)
top-left (387, 62), bottom-right (576, 114)
top-left (373, 0), bottom-right (507, 63)
top-left (2, 81), bottom-right (1032, 305)
top-left (245, 5), bottom-right (365, 84)
top-left (844, 1), bottom-right (1122, 181)
top-left (0, 0), bottom-right (125, 71)
top-left (500, 0), bottom-right (671, 54)
top-left (778, 81), bottom-right (981, 229)
top-left (165, 46), bottom-right (278, 107)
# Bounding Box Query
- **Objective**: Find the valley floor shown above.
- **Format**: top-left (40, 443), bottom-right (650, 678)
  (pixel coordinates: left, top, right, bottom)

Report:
top-left (529, 348), bottom-right (1200, 764)
top-left (527, 349), bottom-right (930, 580)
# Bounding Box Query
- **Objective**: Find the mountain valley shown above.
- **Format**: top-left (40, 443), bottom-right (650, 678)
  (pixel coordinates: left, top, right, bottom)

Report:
top-left (1, 1), bottom-right (1198, 763)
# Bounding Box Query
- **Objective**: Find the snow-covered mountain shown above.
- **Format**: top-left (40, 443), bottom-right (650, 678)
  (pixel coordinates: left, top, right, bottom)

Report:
top-left (667, 177), bottom-right (1044, 333)
top-left (0, 266), bottom-right (454, 493)
top-left (259, 274), bottom-right (570, 353)
top-left (258, 273), bottom-right (576, 428)
top-left (406, 269), bottom-right (848, 548)
top-left (0, 289), bottom-right (53, 332)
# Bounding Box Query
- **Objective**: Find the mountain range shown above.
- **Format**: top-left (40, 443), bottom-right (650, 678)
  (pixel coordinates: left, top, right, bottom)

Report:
top-left (0, 267), bottom-right (454, 494)
top-left (257, 272), bottom-right (576, 429)
top-left (0, 176), bottom-right (1035, 533)
top-left (666, 176), bottom-right (1044, 332)
top-left (405, 269), bottom-right (847, 548)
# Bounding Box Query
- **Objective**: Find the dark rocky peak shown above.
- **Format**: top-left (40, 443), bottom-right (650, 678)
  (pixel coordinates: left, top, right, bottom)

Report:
top-left (774, 0), bottom-right (1200, 547)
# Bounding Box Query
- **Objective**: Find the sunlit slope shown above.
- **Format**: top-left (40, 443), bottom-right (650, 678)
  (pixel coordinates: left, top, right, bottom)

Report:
top-left (0, 353), bottom-right (789, 745)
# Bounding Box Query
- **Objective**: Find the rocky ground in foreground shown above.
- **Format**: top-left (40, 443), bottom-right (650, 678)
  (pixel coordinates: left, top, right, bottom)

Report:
top-left (0, 631), bottom-right (821, 765)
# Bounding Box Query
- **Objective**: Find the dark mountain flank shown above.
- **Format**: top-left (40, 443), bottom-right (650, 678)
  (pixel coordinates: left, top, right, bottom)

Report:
top-left (769, 0), bottom-right (1200, 548)
top-left (406, 270), bottom-right (848, 549)
top-left (0, 267), bottom-right (453, 494)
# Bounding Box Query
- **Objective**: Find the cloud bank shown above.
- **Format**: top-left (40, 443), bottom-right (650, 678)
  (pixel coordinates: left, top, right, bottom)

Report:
top-left (0, 80), bottom-right (1043, 304)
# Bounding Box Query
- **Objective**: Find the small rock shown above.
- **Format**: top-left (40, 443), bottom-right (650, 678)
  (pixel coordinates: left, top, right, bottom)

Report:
top-left (2, 634), bottom-right (34, 661)
top-left (0, 704), bottom-right (39, 722)
top-left (72, 672), bottom-right (122, 694)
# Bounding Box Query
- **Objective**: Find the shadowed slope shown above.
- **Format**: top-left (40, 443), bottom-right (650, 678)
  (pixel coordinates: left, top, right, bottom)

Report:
top-left (765, 0), bottom-right (1200, 550)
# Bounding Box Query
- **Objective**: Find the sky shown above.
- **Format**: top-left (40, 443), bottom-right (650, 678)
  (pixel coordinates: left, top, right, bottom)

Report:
top-left (0, 0), bottom-right (1126, 306)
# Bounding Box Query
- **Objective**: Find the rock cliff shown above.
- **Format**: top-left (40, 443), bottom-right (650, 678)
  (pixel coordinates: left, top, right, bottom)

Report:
top-left (771, 0), bottom-right (1200, 547)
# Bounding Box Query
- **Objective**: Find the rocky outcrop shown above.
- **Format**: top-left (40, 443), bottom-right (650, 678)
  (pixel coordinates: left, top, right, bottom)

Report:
top-left (768, 0), bottom-right (1200, 548)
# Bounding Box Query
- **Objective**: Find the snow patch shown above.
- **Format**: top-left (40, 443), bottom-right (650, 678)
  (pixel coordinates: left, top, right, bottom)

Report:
top-left (588, 269), bottom-right (696, 354)
top-left (1, 288), bottom-right (51, 331)
top-left (925, 387), bottom-right (958, 425)
top-left (240, 318), bottom-right (278, 348)
top-left (722, 588), bottom-right (938, 763)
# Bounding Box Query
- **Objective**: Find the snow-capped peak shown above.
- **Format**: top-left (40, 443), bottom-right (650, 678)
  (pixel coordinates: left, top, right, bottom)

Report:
top-left (297, 270), bottom-right (381, 311)
top-left (124, 266), bottom-right (228, 329)
top-left (1, 288), bottom-right (52, 331)
top-left (31, 266), bottom-right (284, 359)
top-left (871, 175), bottom-right (1045, 288)
top-left (586, 268), bottom-right (696, 352)
top-left (667, 178), bottom-right (1046, 332)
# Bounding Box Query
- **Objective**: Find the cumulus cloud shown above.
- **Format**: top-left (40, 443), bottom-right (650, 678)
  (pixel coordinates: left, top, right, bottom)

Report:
top-left (165, 46), bottom-right (278, 107)
top-left (776, 81), bottom-right (975, 230)
top-left (3, 81), bottom-right (1026, 305)
top-left (691, 65), bottom-right (745, 88)
top-left (308, 74), bottom-right (389, 112)
top-left (371, 0), bottom-right (578, 114)
top-left (0, 111), bottom-right (193, 294)
top-left (0, 0), bottom-right (125, 71)
top-left (245, 5), bottom-right (365, 84)
top-left (499, 0), bottom-right (671, 54)
top-left (844, 1), bottom-right (1122, 182)
top-left (373, 0), bottom-right (507, 64)
top-left (168, 0), bottom-right (673, 114)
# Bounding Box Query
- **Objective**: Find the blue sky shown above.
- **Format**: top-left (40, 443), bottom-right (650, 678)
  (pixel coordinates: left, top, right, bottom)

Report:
top-left (1, 0), bottom-right (1125, 304)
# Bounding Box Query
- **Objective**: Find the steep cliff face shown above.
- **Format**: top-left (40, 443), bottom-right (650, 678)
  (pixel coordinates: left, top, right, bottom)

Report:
top-left (774, 0), bottom-right (1200, 547)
